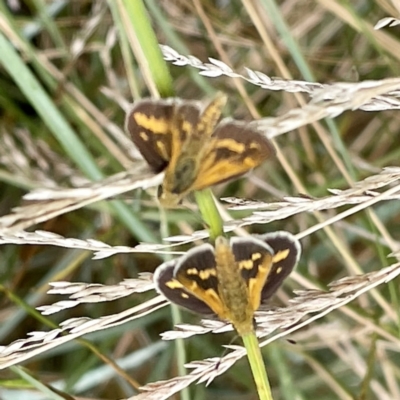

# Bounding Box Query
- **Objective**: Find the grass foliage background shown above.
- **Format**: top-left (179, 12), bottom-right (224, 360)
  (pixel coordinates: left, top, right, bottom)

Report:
top-left (1, 0), bottom-right (400, 399)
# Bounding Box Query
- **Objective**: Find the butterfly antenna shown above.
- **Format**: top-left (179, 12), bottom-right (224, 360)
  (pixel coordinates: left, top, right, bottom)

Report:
top-left (215, 333), bottom-right (241, 371)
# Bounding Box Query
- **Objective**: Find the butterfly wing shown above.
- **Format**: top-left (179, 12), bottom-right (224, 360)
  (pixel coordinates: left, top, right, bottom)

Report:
top-left (126, 99), bottom-right (175, 173)
top-left (126, 99), bottom-right (203, 173)
top-left (255, 231), bottom-right (301, 302)
top-left (230, 236), bottom-right (275, 312)
top-left (174, 244), bottom-right (226, 317)
top-left (190, 119), bottom-right (275, 191)
top-left (168, 101), bottom-right (203, 165)
top-left (153, 258), bottom-right (214, 315)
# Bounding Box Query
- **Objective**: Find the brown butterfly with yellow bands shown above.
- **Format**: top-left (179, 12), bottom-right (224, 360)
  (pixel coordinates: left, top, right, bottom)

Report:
top-left (154, 231), bottom-right (301, 336)
top-left (126, 92), bottom-right (275, 208)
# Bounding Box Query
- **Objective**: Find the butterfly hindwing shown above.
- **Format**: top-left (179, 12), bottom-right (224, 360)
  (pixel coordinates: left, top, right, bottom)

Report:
top-left (153, 259), bottom-right (214, 315)
top-left (255, 231), bottom-right (301, 302)
top-left (174, 243), bottom-right (226, 317)
top-left (192, 92), bottom-right (226, 140)
top-left (230, 236), bottom-right (275, 312)
top-left (168, 101), bottom-right (203, 164)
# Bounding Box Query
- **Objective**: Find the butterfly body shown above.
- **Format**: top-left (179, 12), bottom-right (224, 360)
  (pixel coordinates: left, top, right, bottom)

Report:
top-left (154, 231), bottom-right (301, 336)
top-left (126, 93), bottom-right (275, 207)
top-left (213, 236), bottom-right (258, 335)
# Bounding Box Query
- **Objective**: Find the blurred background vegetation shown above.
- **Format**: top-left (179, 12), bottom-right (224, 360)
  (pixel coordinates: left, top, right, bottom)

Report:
top-left (0, 0), bottom-right (400, 399)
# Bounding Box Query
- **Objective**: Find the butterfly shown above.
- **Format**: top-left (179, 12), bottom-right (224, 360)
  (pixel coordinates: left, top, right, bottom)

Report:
top-left (125, 92), bottom-right (275, 208)
top-left (154, 231), bottom-right (301, 336)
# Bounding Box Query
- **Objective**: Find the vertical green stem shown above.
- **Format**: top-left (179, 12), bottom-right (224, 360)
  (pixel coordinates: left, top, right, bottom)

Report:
top-left (195, 189), bottom-right (224, 241)
top-left (122, 0), bottom-right (173, 97)
top-left (242, 332), bottom-right (274, 400)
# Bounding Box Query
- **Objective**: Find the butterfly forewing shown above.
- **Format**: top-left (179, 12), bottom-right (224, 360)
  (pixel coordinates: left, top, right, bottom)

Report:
top-left (153, 259), bottom-right (214, 315)
top-left (126, 99), bottom-right (204, 173)
top-left (191, 120), bottom-right (275, 191)
top-left (255, 231), bottom-right (301, 302)
top-left (126, 99), bottom-right (175, 173)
